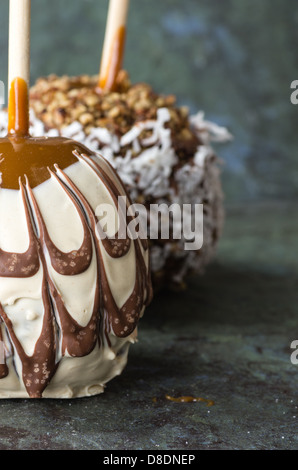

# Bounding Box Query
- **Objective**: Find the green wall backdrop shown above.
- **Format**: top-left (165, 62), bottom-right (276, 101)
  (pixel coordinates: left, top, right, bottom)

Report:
top-left (0, 0), bottom-right (297, 204)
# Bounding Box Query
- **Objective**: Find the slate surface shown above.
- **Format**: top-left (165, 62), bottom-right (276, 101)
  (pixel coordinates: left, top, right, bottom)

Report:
top-left (0, 202), bottom-right (296, 450)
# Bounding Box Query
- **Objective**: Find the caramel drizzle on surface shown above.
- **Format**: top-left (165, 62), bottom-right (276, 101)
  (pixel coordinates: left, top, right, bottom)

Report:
top-left (0, 151), bottom-right (151, 397)
top-left (165, 394), bottom-right (215, 406)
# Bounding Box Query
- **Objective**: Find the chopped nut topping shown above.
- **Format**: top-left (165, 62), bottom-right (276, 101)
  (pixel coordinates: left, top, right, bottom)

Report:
top-left (29, 70), bottom-right (201, 158)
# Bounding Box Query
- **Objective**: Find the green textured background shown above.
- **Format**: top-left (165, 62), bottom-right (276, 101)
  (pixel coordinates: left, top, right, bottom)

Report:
top-left (0, 0), bottom-right (297, 451)
top-left (0, 0), bottom-right (297, 204)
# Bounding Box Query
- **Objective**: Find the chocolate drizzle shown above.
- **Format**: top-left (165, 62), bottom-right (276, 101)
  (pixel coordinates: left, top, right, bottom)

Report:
top-left (0, 149), bottom-right (152, 398)
top-left (0, 184), bottom-right (40, 278)
top-left (0, 254), bottom-right (57, 398)
top-left (27, 171), bottom-right (93, 276)
top-left (48, 277), bottom-right (100, 357)
top-left (0, 320), bottom-right (8, 379)
top-left (56, 153), bottom-right (152, 337)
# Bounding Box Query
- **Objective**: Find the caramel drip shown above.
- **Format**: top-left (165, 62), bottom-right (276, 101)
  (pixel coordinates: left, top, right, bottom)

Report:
top-left (0, 321), bottom-right (8, 379)
top-left (98, 26), bottom-right (126, 92)
top-left (0, 135), bottom-right (92, 189)
top-left (0, 184), bottom-right (40, 278)
top-left (8, 78), bottom-right (29, 136)
top-left (165, 394), bottom-right (215, 406)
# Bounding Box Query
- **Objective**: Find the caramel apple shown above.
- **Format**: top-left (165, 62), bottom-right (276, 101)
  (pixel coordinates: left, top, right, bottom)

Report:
top-left (0, 0), bottom-right (151, 399)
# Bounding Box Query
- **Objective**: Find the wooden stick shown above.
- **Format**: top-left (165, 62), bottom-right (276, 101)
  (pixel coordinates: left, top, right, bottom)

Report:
top-left (8, 0), bottom-right (31, 135)
top-left (98, 0), bottom-right (130, 91)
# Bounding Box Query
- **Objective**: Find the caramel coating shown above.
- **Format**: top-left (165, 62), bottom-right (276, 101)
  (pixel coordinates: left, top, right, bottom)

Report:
top-left (0, 135), bottom-right (92, 189)
top-left (2, 77), bottom-right (93, 189)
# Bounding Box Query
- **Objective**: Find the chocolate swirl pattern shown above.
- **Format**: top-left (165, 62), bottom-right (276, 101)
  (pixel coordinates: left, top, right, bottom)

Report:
top-left (0, 149), bottom-right (152, 398)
